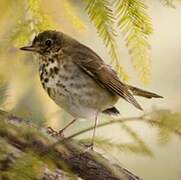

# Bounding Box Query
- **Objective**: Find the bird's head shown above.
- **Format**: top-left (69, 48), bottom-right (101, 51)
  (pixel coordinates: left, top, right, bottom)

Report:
top-left (20, 30), bottom-right (75, 56)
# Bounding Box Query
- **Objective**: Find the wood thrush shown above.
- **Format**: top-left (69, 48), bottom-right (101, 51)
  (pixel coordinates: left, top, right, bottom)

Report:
top-left (20, 30), bottom-right (162, 148)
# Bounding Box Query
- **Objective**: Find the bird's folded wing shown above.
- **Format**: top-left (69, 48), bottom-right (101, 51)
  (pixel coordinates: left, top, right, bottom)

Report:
top-left (70, 45), bottom-right (143, 110)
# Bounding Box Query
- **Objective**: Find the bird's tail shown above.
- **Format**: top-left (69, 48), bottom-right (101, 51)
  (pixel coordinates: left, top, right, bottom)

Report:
top-left (128, 85), bottom-right (163, 99)
top-left (102, 87), bottom-right (162, 115)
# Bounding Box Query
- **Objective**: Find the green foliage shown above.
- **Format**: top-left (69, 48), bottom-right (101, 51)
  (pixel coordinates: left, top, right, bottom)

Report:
top-left (85, 0), bottom-right (117, 60)
top-left (120, 123), bottom-right (153, 155)
top-left (84, 0), bottom-right (128, 80)
top-left (11, 0), bottom-right (54, 47)
top-left (1, 0), bottom-right (181, 83)
top-left (70, 109), bottom-right (181, 155)
top-left (0, 138), bottom-right (8, 159)
top-left (0, 82), bottom-right (9, 106)
top-left (7, 151), bottom-right (44, 180)
top-left (84, 0), bottom-right (155, 83)
top-left (0, 113), bottom-right (80, 180)
top-left (63, 0), bottom-right (86, 32)
top-left (3, 0), bottom-right (179, 82)
top-left (161, 0), bottom-right (180, 8)
top-left (11, 87), bottom-right (46, 125)
top-left (114, 0), bottom-right (153, 84)
top-left (149, 109), bottom-right (181, 145)
top-left (0, 0), bottom-right (180, 164)
top-left (80, 123), bottom-right (153, 156)
top-left (81, 136), bottom-right (152, 156)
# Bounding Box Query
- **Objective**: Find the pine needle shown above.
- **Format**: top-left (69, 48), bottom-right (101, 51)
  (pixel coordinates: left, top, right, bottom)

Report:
top-left (161, 0), bottom-right (177, 8)
top-left (0, 82), bottom-right (9, 106)
top-left (80, 137), bottom-right (153, 156)
top-left (84, 0), bottom-right (128, 80)
top-left (63, 0), bottom-right (86, 32)
top-left (114, 0), bottom-right (153, 84)
top-left (11, 0), bottom-right (54, 47)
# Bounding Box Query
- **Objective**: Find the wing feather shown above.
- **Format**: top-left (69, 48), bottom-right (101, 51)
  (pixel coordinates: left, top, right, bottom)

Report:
top-left (64, 44), bottom-right (143, 111)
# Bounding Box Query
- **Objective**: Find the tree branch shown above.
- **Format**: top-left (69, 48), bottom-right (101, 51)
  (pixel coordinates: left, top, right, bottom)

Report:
top-left (0, 109), bottom-right (142, 180)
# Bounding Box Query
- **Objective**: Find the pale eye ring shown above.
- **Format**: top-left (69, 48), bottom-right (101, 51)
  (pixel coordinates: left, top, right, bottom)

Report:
top-left (45, 39), bottom-right (53, 46)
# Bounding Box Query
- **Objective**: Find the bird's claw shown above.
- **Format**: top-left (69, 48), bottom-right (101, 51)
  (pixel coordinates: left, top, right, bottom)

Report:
top-left (83, 143), bottom-right (94, 152)
top-left (85, 143), bottom-right (94, 149)
top-left (47, 127), bottom-right (64, 139)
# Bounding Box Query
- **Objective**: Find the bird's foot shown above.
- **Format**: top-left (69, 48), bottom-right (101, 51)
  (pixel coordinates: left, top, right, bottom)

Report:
top-left (84, 143), bottom-right (94, 152)
top-left (85, 143), bottom-right (94, 149)
top-left (47, 127), bottom-right (64, 139)
top-left (77, 143), bottom-right (94, 156)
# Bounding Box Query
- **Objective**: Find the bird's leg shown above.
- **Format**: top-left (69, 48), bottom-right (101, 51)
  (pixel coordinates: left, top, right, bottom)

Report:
top-left (79, 113), bottom-right (99, 154)
top-left (47, 119), bottom-right (77, 138)
top-left (88, 112), bottom-right (99, 150)
top-left (58, 118), bottom-right (77, 135)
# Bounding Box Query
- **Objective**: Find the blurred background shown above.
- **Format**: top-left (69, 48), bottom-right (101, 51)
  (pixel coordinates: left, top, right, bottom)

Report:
top-left (0, 0), bottom-right (181, 179)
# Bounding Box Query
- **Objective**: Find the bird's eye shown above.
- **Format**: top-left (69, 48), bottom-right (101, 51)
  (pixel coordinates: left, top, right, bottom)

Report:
top-left (45, 39), bottom-right (53, 46)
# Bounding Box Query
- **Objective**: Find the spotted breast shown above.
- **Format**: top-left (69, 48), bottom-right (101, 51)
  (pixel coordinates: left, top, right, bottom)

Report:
top-left (38, 52), bottom-right (119, 119)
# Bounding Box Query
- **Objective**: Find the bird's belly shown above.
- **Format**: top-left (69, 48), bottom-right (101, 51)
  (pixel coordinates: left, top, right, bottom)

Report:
top-left (40, 63), bottom-right (118, 119)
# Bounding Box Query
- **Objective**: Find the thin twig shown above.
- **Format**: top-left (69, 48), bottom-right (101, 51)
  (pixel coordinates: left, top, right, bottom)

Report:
top-left (66, 113), bottom-right (181, 140)
top-left (66, 115), bottom-right (146, 140)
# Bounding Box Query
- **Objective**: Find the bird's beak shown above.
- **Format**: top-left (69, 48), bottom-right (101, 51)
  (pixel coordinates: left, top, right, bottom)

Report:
top-left (20, 45), bottom-right (36, 52)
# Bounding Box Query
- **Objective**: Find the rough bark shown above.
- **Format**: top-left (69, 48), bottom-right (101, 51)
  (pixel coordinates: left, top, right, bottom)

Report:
top-left (0, 109), bottom-right (142, 180)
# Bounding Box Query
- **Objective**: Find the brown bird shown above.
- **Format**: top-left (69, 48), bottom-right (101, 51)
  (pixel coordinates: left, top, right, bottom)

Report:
top-left (20, 30), bottom-right (162, 148)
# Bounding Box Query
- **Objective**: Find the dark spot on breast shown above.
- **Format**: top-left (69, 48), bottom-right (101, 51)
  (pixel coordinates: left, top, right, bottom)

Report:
top-left (56, 83), bottom-right (69, 93)
top-left (42, 82), bottom-right (45, 88)
top-left (70, 83), bottom-right (84, 89)
top-left (53, 54), bottom-right (59, 59)
top-left (71, 72), bottom-right (81, 80)
top-left (59, 74), bottom-right (69, 81)
top-left (58, 92), bottom-right (64, 96)
top-left (56, 48), bottom-right (61, 52)
top-left (53, 67), bottom-right (59, 74)
top-left (42, 64), bottom-right (46, 69)
top-left (39, 64), bottom-right (45, 72)
top-left (73, 92), bottom-right (78, 97)
top-left (44, 78), bottom-right (49, 83)
top-left (50, 68), bottom-right (54, 74)
top-left (49, 68), bottom-right (55, 78)
top-left (40, 72), bottom-right (43, 80)
top-left (63, 64), bottom-right (68, 69)
top-left (49, 58), bottom-right (54, 63)
top-left (56, 83), bottom-right (65, 88)
top-left (85, 91), bottom-right (93, 97)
